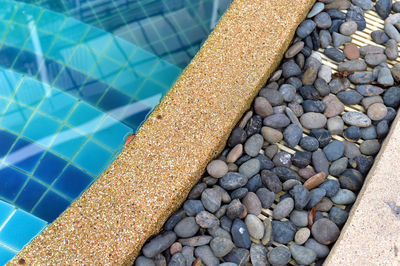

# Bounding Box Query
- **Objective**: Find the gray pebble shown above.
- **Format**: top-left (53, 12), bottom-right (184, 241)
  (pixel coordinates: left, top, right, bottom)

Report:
top-left (210, 237), bottom-right (234, 257)
top-left (194, 246), bottom-right (219, 266)
top-left (332, 32), bottom-right (352, 47)
top-left (271, 220), bottom-right (296, 244)
top-left (282, 60), bottom-right (301, 78)
top-left (239, 158), bottom-right (260, 178)
top-left (339, 21), bottom-right (357, 35)
top-left (290, 185), bottom-right (311, 210)
top-left (314, 12), bottom-right (332, 29)
top-left (300, 112), bottom-right (327, 129)
top-left (223, 248), bottom-right (250, 266)
top-left (319, 30), bottom-right (332, 48)
top-left (290, 244), bottom-right (317, 265)
top-left (305, 238), bottom-right (330, 258)
top-left (279, 84), bottom-right (296, 102)
top-left (342, 111), bottom-right (371, 127)
top-left (331, 189), bottom-right (356, 204)
top-left (337, 90), bottom-right (363, 105)
top-left (296, 20), bottom-right (316, 38)
top-left (378, 67), bottom-right (394, 86)
top-left (178, 236), bottom-right (212, 247)
top-left (311, 218), bottom-right (340, 245)
top-left (168, 253), bottom-right (186, 266)
top-left (329, 206), bottom-right (349, 226)
top-left (290, 210), bottom-right (309, 227)
top-left (244, 134), bottom-right (263, 156)
top-left (136, 256), bottom-right (156, 266)
top-left (184, 200), bottom-right (204, 216)
top-left (327, 116), bottom-right (344, 135)
top-left (245, 214), bottom-right (265, 240)
top-left (264, 114), bottom-right (290, 129)
top-left (285, 42), bottom-right (304, 58)
top-left (273, 197), bottom-right (294, 220)
top-left (312, 150), bottom-right (330, 176)
top-left (259, 89), bottom-right (284, 106)
top-left (231, 219), bottom-right (251, 249)
top-left (371, 30), bottom-right (389, 44)
top-left (359, 45), bottom-right (384, 56)
top-left (376, 0), bottom-right (392, 19)
top-left (174, 217), bottom-right (199, 238)
top-left (338, 59), bottom-right (367, 72)
top-left (365, 53), bottom-right (387, 66)
top-left (256, 187), bottom-right (275, 209)
top-left (142, 231), bottom-right (177, 258)
top-left (352, 0), bottom-right (373, 10)
top-left (250, 244), bottom-right (268, 266)
top-left (201, 188), bottom-right (222, 212)
top-left (267, 246), bottom-right (291, 266)
top-left (195, 211), bottom-right (219, 228)
top-left (360, 139), bottom-right (380, 155)
top-left (308, 2), bottom-right (325, 18)
top-left (329, 157), bottom-right (348, 177)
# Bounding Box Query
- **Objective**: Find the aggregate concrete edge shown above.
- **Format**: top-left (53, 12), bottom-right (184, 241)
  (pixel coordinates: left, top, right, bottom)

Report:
top-left (9, 0), bottom-right (315, 265)
top-left (324, 111), bottom-right (400, 264)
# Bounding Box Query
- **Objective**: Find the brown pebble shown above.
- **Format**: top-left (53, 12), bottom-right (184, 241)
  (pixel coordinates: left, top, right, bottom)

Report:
top-left (315, 197), bottom-right (333, 212)
top-left (303, 172), bottom-right (326, 190)
top-left (367, 103), bottom-right (387, 121)
top-left (227, 163), bottom-right (238, 172)
top-left (298, 167), bottom-right (316, 179)
top-left (265, 144), bottom-right (278, 159)
top-left (239, 111), bottom-right (253, 128)
top-left (242, 192), bottom-right (262, 216)
top-left (193, 258), bottom-right (202, 266)
top-left (254, 97), bottom-right (273, 117)
top-left (261, 126), bottom-right (283, 144)
top-left (323, 94), bottom-right (344, 118)
top-left (226, 144), bottom-right (243, 163)
top-left (170, 242), bottom-right (182, 255)
top-left (239, 205), bottom-right (248, 219)
top-left (343, 43), bottom-right (360, 60)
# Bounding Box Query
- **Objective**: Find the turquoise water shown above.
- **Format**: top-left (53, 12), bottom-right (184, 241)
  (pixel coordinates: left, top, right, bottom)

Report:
top-left (0, 0), bottom-right (231, 263)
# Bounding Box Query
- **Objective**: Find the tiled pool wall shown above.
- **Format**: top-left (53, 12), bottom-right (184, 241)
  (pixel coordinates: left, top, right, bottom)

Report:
top-left (0, 0), bottom-right (232, 263)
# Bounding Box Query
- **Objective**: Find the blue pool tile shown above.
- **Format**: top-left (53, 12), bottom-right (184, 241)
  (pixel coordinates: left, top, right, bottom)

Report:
top-left (53, 165), bottom-right (92, 199)
top-left (79, 78), bottom-right (108, 105)
top-left (0, 97), bottom-right (8, 115)
top-left (128, 48), bottom-right (159, 76)
top-left (0, 245), bottom-right (16, 266)
top-left (104, 37), bottom-right (135, 62)
top-left (22, 112), bottom-right (61, 147)
top-left (0, 200), bottom-right (13, 226)
top-left (98, 88), bottom-right (130, 114)
top-left (0, 21), bottom-right (9, 41)
top-left (38, 58), bottom-right (62, 84)
top-left (112, 68), bottom-right (145, 96)
top-left (34, 152), bottom-right (67, 184)
top-left (13, 2), bottom-right (41, 25)
top-left (150, 60), bottom-right (181, 87)
top-left (5, 138), bottom-right (44, 173)
top-left (50, 125), bottom-right (86, 159)
top-left (90, 56), bottom-right (122, 84)
top-left (0, 1), bottom-right (16, 21)
top-left (73, 140), bottom-right (113, 176)
top-left (54, 67), bottom-right (87, 95)
top-left (15, 179), bottom-right (46, 212)
top-left (93, 116), bottom-right (132, 151)
top-left (135, 79), bottom-right (166, 99)
top-left (0, 46), bottom-right (20, 68)
top-left (47, 37), bottom-right (76, 63)
top-left (13, 50), bottom-right (44, 77)
top-left (0, 209), bottom-right (46, 250)
top-left (82, 26), bottom-right (112, 54)
top-left (0, 102), bottom-right (33, 134)
top-left (123, 102), bottom-right (153, 130)
top-left (3, 23), bottom-right (30, 48)
top-left (39, 89), bottom-right (77, 120)
top-left (59, 17), bottom-right (89, 43)
top-left (0, 68), bottom-right (21, 98)
top-left (33, 190), bottom-right (70, 222)
top-left (0, 130), bottom-right (16, 157)
top-left (0, 166), bottom-right (28, 201)
top-left (67, 102), bottom-right (104, 134)
top-left (24, 30), bottom-right (55, 55)
top-left (36, 9), bottom-right (66, 34)
top-left (67, 44), bottom-right (98, 74)
top-left (14, 77), bottom-right (47, 108)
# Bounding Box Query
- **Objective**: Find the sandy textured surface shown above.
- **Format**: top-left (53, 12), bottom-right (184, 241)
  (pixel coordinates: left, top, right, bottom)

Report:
top-left (9, 0), bottom-right (315, 264)
top-left (325, 111), bottom-right (400, 265)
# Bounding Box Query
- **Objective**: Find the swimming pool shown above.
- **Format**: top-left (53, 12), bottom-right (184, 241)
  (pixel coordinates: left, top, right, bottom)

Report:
top-left (0, 0), bottom-right (231, 263)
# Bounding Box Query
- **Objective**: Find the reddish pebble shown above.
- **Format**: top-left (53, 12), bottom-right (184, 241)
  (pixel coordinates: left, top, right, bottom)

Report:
top-left (298, 167), bottom-right (316, 179)
top-left (170, 242), bottom-right (182, 255)
top-left (193, 258), bottom-right (202, 266)
top-left (343, 43), bottom-right (360, 60)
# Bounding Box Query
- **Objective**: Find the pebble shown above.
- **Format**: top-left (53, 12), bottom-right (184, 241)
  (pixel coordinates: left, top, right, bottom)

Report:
top-left (305, 238), bottom-right (330, 258)
top-left (178, 236), bottom-right (212, 247)
top-left (383, 86), bottom-right (400, 108)
top-left (296, 19), bottom-right (316, 38)
top-left (242, 192), bottom-right (262, 216)
top-left (263, 114), bottom-right (290, 129)
top-left (306, 188), bottom-right (327, 209)
top-left (261, 127), bottom-right (282, 144)
top-left (377, 67), bottom-right (394, 86)
top-left (329, 78), bottom-right (350, 94)
top-left (283, 179), bottom-right (302, 191)
top-left (308, 2), bottom-right (325, 18)
top-left (295, 228), bottom-right (311, 245)
top-left (285, 107), bottom-right (302, 127)
top-left (344, 126), bottom-right (361, 142)
top-left (349, 71), bottom-right (374, 84)
top-left (245, 214), bottom-right (264, 240)
top-left (338, 59), bottom-right (367, 72)
top-left (256, 188), bottom-right (275, 209)
top-left (226, 144), bottom-right (243, 163)
top-left (174, 217), bottom-right (200, 238)
top-left (290, 210), bottom-right (309, 227)
top-left (365, 53), bottom-right (387, 66)
top-left (376, 0), bottom-right (392, 19)
top-left (283, 124), bottom-right (302, 148)
top-left (250, 244), bottom-right (267, 266)
top-left (244, 134), bottom-right (263, 157)
top-left (303, 100), bottom-right (325, 113)
top-left (339, 169), bottom-right (364, 191)
top-left (142, 231), bottom-right (177, 258)
top-left (315, 197), bottom-right (334, 212)
top-left (231, 219), bottom-right (251, 249)
top-left (239, 158), bottom-right (260, 178)
top-left (164, 210), bottom-right (186, 231)
top-left (315, 12), bottom-right (332, 29)
top-left (320, 30), bottom-right (332, 48)
top-left (312, 150), bottom-right (330, 176)
top-left (245, 115), bottom-right (263, 137)
top-left (331, 189), bottom-right (357, 204)
top-left (300, 112), bottom-right (327, 129)
top-left (201, 188), bottom-right (222, 212)
top-left (300, 136), bottom-right (319, 151)
top-left (282, 60), bottom-right (301, 78)
top-left (271, 220), bottom-right (297, 244)
top-left (195, 211), bottom-right (219, 228)
top-left (343, 43), bottom-right (360, 59)
top-left (339, 21), bottom-right (357, 35)
top-left (290, 185), bottom-right (311, 210)
top-left (359, 45), bottom-right (384, 56)
top-left (325, 0), bottom-right (351, 10)
top-left (344, 140), bottom-right (361, 159)
top-left (304, 172), bottom-right (326, 190)
top-left (210, 237), bottom-right (234, 258)
top-left (279, 84), bottom-right (296, 102)
top-left (327, 9), bottom-right (346, 19)
top-left (323, 94), bottom-right (344, 118)
top-left (273, 197), bottom-right (294, 220)
top-left (254, 97), bottom-right (273, 117)
top-left (246, 174), bottom-right (262, 192)
top-left (267, 246), bottom-right (291, 266)
top-left (228, 127), bottom-right (247, 147)
top-left (318, 65), bottom-right (332, 83)
top-left (285, 42), bottom-right (304, 58)
top-left (261, 170), bottom-right (282, 193)
top-left (223, 248), bottom-right (250, 266)
top-left (360, 139), bottom-right (380, 155)
top-left (377, 120), bottom-right (389, 138)
top-left (256, 154), bottom-right (274, 170)
top-left (194, 246), bottom-right (219, 266)
top-left (346, 9), bottom-right (366, 31)
top-left (329, 206), bottom-right (349, 226)
top-left (170, 242), bottom-right (183, 255)
top-left (371, 30), bottom-right (389, 44)
top-left (332, 32), bottom-right (352, 47)
top-left (272, 166), bottom-right (300, 182)
top-left (362, 96), bottom-right (384, 109)
top-left (352, 0), bottom-right (373, 10)
top-left (136, 256), bottom-right (156, 266)
top-left (311, 128), bottom-right (332, 148)
top-left (207, 160), bottom-right (228, 179)
top-left (302, 66), bottom-right (319, 85)
top-left (273, 151), bottom-right (292, 168)
top-left (337, 90), bottom-right (363, 105)
top-left (394, 1), bottom-right (400, 12)
top-left (342, 111), bottom-right (371, 127)
top-left (265, 144), bottom-right (278, 159)
top-left (386, 38), bottom-right (399, 60)
top-left (327, 116), bottom-right (344, 135)
top-left (290, 244), bottom-right (317, 265)
top-left (367, 103), bottom-right (387, 121)
top-left (184, 200), bottom-right (204, 217)
top-left (226, 199), bottom-right (246, 219)
top-left (314, 78), bottom-right (331, 96)
top-left (311, 218), bottom-right (340, 245)
top-left (298, 167), bottom-right (316, 180)
top-left (292, 151), bottom-right (312, 169)
top-left (329, 158), bottom-right (348, 177)
top-left (329, 19), bottom-right (343, 33)
top-left (153, 254), bottom-right (167, 266)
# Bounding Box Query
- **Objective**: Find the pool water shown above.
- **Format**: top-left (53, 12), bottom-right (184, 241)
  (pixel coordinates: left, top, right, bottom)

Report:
top-left (0, 0), bottom-right (231, 263)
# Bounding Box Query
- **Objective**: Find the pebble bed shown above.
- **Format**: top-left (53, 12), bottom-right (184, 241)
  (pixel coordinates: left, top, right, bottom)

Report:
top-left (135, 1), bottom-right (400, 265)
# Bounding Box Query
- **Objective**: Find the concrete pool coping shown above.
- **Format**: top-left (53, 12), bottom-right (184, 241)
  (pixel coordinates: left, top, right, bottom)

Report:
top-left (10, 0), bottom-right (400, 264)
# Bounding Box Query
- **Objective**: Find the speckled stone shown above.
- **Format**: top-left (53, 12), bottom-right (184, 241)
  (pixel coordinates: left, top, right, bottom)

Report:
top-left (267, 246), bottom-right (291, 266)
top-left (342, 111), bottom-right (371, 127)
